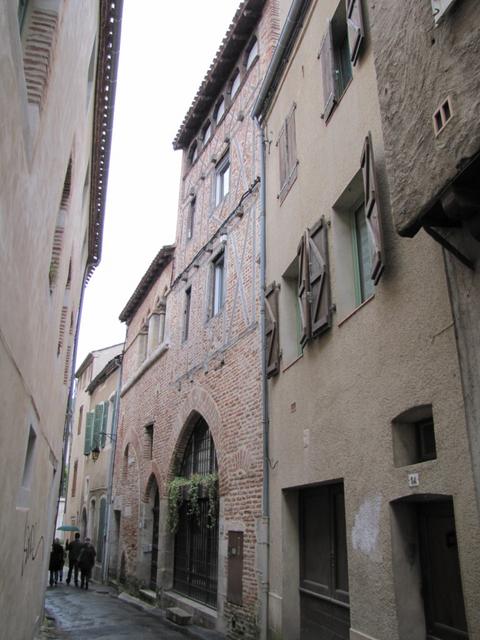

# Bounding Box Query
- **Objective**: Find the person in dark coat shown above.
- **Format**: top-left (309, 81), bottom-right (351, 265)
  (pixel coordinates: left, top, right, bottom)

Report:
top-left (78, 538), bottom-right (96, 590)
top-left (65, 532), bottom-right (82, 586)
top-left (48, 539), bottom-right (64, 586)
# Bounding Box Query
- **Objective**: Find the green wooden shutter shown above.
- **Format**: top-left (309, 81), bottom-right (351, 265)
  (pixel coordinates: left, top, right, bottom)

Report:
top-left (92, 403), bottom-right (104, 450)
top-left (111, 392), bottom-right (117, 437)
top-left (84, 412), bottom-right (94, 455)
top-left (101, 401), bottom-right (109, 448)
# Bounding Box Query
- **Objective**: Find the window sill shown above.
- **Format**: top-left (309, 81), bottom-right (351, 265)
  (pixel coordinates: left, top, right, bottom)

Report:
top-left (337, 294), bottom-right (374, 327)
top-left (282, 352), bottom-right (303, 373)
top-left (121, 342), bottom-right (169, 396)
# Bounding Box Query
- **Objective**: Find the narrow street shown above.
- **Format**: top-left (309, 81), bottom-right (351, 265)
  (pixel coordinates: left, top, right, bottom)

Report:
top-left (37, 582), bottom-right (224, 640)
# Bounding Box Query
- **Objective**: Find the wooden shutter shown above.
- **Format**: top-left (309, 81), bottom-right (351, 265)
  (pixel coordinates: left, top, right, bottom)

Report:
top-left (319, 21), bottom-right (337, 121)
top-left (265, 282), bottom-right (280, 378)
top-left (361, 133), bottom-right (384, 284)
top-left (278, 124), bottom-right (287, 189)
top-left (286, 105), bottom-right (297, 180)
top-left (101, 401), bottom-right (109, 448)
top-left (297, 234), bottom-right (311, 346)
top-left (307, 218), bottom-right (331, 337)
top-left (111, 393), bottom-right (117, 436)
top-left (84, 411), bottom-right (94, 455)
top-left (346, 0), bottom-right (365, 66)
top-left (92, 403), bottom-right (104, 450)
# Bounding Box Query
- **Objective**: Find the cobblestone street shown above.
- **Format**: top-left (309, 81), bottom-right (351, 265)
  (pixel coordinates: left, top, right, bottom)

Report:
top-left (36, 583), bottom-right (224, 640)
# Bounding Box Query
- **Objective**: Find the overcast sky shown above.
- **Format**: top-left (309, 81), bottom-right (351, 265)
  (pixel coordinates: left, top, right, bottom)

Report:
top-left (76, 0), bottom-right (241, 366)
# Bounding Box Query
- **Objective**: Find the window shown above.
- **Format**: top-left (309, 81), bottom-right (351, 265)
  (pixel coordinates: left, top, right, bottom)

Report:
top-left (145, 424), bottom-right (153, 460)
top-left (214, 97), bottom-right (225, 123)
top-left (183, 286), bottom-right (192, 342)
top-left (21, 425), bottom-right (37, 490)
top-left (77, 405), bottom-right (84, 435)
top-left (137, 323), bottom-right (148, 366)
top-left (215, 153), bottom-right (230, 206)
top-left (230, 69), bottom-right (241, 99)
top-left (211, 251), bottom-right (225, 316)
top-left (186, 197), bottom-right (195, 241)
top-left (392, 405), bottom-right (437, 467)
top-left (333, 134), bottom-right (384, 319)
top-left (84, 411), bottom-right (94, 456)
top-left (49, 159), bottom-right (72, 292)
top-left (71, 460), bottom-right (78, 498)
top-left (278, 104), bottom-right (297, 200)
top-left (203, 121), bottom-right (212, 145)
top-left (245, 37), bottom-right (258, 70)
top-left (189, 141), bottom-right (198, 164)
top-left (320, 0), bottom-right (365, 121)
top-left (279, 259), bottom-right (304, 366)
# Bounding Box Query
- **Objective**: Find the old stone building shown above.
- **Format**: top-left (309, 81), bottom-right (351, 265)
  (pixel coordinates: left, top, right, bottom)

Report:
top-left (368, 0), bottom-right (480, 520)
top-left (0, 1), bottom-right (122, 637)
top-left (64, 343), bottom-right (122, 580)
top-left (110, 2), bottom-right (279, 636)
top-left (254, 0), bottom-right (480, 639)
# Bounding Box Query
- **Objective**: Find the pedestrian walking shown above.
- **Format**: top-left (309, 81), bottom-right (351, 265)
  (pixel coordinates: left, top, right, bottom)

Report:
top-left (65, 532), bottom-right (82, 586)
top-left (78, 537), bottom-right (96, 590)
top-left (48, 539), bottom-right (64, 586)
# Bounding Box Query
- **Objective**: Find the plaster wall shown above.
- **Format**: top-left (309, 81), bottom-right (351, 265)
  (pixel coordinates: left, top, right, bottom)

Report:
top-left (367, 0), bottom-right (480, 235)
top-left (262, 0), bottom-right (480, 638)
top-left (0, 1), bottom-right (103, 637)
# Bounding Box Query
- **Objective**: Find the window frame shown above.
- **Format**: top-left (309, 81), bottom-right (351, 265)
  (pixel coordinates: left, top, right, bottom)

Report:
top-left (245, 36), bottom-right (259, 70)
top-left (182, 286), bottom-right (192, 342)
top-left (186, 196), bottom-right (195, 242)
top-left (210, 250), bottom-right (226, 318)
top-left (215, 152), bottom-right (230, 207)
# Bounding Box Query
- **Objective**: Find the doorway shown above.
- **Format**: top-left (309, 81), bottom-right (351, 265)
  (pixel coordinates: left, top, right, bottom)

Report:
top-left (150, 488), bottom-right (159, 590)
top-left (299, 482), bottom-right (350, 640)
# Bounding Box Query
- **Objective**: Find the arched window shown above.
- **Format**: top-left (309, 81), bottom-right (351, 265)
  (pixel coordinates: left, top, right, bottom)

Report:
top-left (173, 417), bottom-right (218, 607)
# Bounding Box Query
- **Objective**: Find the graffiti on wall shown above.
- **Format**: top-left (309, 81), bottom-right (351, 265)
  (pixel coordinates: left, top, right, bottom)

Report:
top-left (21, 514), bottom-right (45, 577)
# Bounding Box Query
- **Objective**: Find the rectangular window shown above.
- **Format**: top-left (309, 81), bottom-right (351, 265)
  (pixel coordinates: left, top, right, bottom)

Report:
top-left (211, 252), bottom-right (225, 316)
top-left (183, 286), bottom-right (192, 341)
top-left (352, 204), bottom-right (374, 305)
top-left (215, 154), bottom-right (230, 206)
top-left (145, 424), bottom-right (154, 460)
top-left (21, 425), bottom-right (37, 489)
top-left (77, 405), bottom-right (84, 436)
top-left (71, 460), bottom-right (78, 498)
top-left (187, 197), bottom-right (195, 241)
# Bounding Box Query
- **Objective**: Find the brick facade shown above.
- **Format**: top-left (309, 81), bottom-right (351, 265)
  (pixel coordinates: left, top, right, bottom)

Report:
top-left (111, 2), bottom-right (279, 636)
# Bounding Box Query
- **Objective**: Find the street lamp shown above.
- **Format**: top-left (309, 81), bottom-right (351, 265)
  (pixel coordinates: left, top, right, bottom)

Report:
top-left (90, 432), bottom-right (116, 462)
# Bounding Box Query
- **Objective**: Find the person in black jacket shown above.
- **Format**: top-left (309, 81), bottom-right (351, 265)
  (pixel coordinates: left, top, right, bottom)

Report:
top-left (78, 538), bottom-right (96, 590)
top-left (65, 532), bottom-right (82, 586)
top-left (48, 539), bottom-right (64, 586)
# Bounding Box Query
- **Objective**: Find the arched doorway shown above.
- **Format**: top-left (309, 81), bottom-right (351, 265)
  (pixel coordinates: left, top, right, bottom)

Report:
top-left (140, 476), bottom-right (160, 591)
top-left (173, 417), bottom-right (218, 608)
top-left (81, 508), bottom-right (87, 540)
top-left (150, 487), bottom-right (159, 590)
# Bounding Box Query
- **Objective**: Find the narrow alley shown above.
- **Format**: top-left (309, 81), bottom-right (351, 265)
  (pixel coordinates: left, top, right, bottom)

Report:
top-left (37, 582), bottom-right (224, 640)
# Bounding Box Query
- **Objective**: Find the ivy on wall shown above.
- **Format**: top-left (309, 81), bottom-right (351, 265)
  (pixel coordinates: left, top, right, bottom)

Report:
top-left (167, 473), bottom-right (218, 534)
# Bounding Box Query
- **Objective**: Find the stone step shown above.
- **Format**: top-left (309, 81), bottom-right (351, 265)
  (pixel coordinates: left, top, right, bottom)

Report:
top-left (138, 588), bottom-right (156, 604)
top-left (166, 606), bottom-right (192, 626)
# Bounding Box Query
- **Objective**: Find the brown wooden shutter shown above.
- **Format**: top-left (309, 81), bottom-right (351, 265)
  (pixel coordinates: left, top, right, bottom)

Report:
top-left (297, 234), bottom-right (311, 346)
top-left (307, 218), bottom-right (331, 337)
top-left (286, 105), bottom-right (297, 180)
top-left (346, 0), bottom-right (365, 66)
top-left (361, 132), bottom-right (384, 284)
top-left (319, 21), bottom-right (337, 121)
top-left (265, 282), bottom-right (280, 378)
top-left (278, 124), bottom-right (287, 189)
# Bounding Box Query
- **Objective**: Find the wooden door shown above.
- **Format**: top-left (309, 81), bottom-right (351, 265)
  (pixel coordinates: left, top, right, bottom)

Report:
top-left (418, 500), bottom-right (468, 640)
top-left (300, 483), bottom-right (350, 640)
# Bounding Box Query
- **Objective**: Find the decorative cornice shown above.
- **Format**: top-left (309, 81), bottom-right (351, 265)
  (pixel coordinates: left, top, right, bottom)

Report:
top-left (87, 0), bottom-right (124, 277)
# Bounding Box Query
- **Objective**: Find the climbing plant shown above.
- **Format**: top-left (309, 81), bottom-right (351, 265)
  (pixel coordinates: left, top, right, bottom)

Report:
top-left (167, 473), bottom-right (218, 534)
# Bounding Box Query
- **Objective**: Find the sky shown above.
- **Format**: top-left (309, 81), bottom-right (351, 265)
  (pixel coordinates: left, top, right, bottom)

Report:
top-left (76, 0), bottom-right (242, 366)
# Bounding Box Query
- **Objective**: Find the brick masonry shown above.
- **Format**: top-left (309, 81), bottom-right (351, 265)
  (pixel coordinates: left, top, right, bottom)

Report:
top-left (112, 3), bottom-right (280, 637)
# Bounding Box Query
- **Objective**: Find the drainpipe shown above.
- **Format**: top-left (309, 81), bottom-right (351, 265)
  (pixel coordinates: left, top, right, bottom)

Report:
top-left (256, 115), bottom-right (270, 640)
top-left (102, 351), bottom-right (124, 583)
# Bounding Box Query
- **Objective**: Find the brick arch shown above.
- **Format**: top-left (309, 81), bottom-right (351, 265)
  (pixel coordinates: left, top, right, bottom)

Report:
top-left (167, 384), bottom-right (227, 493)
top-left (143, 471), bottom-right (160, 503)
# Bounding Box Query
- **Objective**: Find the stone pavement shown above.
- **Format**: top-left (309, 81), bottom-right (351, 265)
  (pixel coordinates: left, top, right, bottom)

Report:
top-left (36, 582), bottom-right (225, 640)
